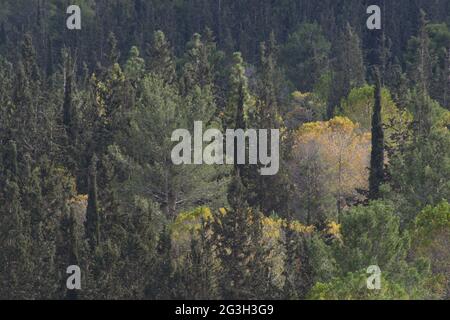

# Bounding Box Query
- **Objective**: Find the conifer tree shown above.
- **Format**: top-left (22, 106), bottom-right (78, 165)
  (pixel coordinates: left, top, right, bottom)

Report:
top-left (282, 225), bottom-right (314, 299)
top-left (211, 204), bottom-right (253, 299)
top-left (124, 46), bottom-right (145, 84)
top-left (255, 35), bottom-right (280, 129)
top-left (62, 48), bottom-right (77, 147)
top-left (46, 36), bottom-right (54, 79)
top-left (181, 30), bottom-right (223, 96)
top-left (414, 11), bottom-right (433, 136)
top-left (24, 159), bottom-right (60, 298)
top-left (176, 220), bottom-right (220, 299)
top-left (0, 1), bottom-right (449, 300)
top-left (146, 226), bottom-right (174, 299)
top-left (369, 68), bottom-right (385, 200)
top-left (61, 208), bottom-right (80, 300)
top-left (106, 32), bottom-right (120, 67)
top-left (0, 140), bottom-right (33, 299)
top-left (86, 154), bottom-right (100, 250)
top-left (223, 52), bottom-right (251, 130)
top-left (147, 30), bottom-right (176, 85)
top-left (248, 36), bottom-right (291, 216)
top-left (329, 24), bottom-right (366, 118)
top-left (365, 0), bottom-right (384, 69)
top-left (12, 34), bottom-right (43, 159)
top-left (20, 33), bottom-right (41, 84)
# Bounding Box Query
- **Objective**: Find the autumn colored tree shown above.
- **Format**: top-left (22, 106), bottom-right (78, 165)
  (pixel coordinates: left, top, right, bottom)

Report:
top-left (0, 0), bottom-right (449, 301)
top-left (290, 117), bottom-right (371, 223)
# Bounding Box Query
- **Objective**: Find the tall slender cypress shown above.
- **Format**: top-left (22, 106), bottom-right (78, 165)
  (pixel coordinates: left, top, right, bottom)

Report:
top-left (85, 154), bottom-right (100, 250)
top-left (369, 68), bottom-right (385, 199)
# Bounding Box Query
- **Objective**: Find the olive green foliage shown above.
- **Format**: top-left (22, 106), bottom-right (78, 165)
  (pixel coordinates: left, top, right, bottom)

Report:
top-left (0, 0), bottom-right (449, 300)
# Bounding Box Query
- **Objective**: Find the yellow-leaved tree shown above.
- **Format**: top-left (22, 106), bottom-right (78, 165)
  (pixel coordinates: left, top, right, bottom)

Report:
top-left (289, 117), bottom-right (371, 224)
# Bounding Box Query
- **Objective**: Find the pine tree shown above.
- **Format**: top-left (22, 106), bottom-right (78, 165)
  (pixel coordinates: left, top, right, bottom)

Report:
top-left (0, 140), bottom-right (33, 299)
top-left (177, 220), bottom-right (220, 299)
top-left (248, 211), bottom-right (279, 299)
top-left (181, 29), bottom-right (224, 96)
top-left (255, 35), bottom-right (280, 129)
top-left (12, 34), bottom-right (43, 159)
top-left (247, 36), bottom-right (291, 216)
top-left (329, 23), bottom-right (365, 118)
top-left (124, 46), bottom-right (145, 83)
top-left (147, 30), bottom-right (176, 85)
top-left (181, 33), bottom-right (206, 93)
top-left (211, 204), bottom-right (252, 299)
top-left (146, 226), bottom-right (174, 299)
top-left (282, 221), bottom-right (300, 299)
top-left (211, 199), bottom-right (276, 299)
top-left (282, 223), bottom-right (314, 299)
top-left (24, 159), bottom-right (60, 298)
top-left (281, 23), bottom-right (331, 92)
top-left (223, 52), bottom-right (251, 130)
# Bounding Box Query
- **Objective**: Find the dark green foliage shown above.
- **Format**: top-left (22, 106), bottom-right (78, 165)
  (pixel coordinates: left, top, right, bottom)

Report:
top-left (282, 225), bottom-right (312, 299)
top-left (147, 31), bottom-right (176, 85)
top-left (281, 23), bottom-right (331, 92)
top-left (369, 69), bottom-right (385, 199)
top-left (334, 201), bottom-right (409, 274)
top-left (146, 226), bottom-right (173, 299)
top-left (85, 154), bottom-right (99, 250)
top-left (211, 205), bottom-right (274, 299)
top-left (329, 24), bottom-right (366, 118)
top-left (0, 0), bottom-right (449, 300)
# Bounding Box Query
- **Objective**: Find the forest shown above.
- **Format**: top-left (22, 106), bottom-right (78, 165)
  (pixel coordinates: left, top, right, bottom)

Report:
top-left (0, 0), bottom-right (449, 300)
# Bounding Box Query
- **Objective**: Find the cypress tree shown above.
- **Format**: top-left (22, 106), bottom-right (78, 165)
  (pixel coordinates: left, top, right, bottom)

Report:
top-left (20, 33), bottom-right (40, 84)
top-left (0, 140), bottom-right (33, 299)
top-left (255, 35), bottom-right (280, 128)
top-left (68, 209), bottom-right (80, 298)
top-left (45, 36), bottom-right (54, 79)
top-left (85, 154), bottom-right (100, 250)
top-left (216, 61), bottom-right (255, 296)
top-left (106, 32), bottom-right (120, 67)
top-left (0, 22), bottom-right (6, 47)
top-left (369, 68), bottom-right (385, 200)
top-left (414, 10), bottom-right (433, 136)
top-left (224, 52), bottom-right (253, 207)
top-left (365, 0), bottom-right (384, 69)
top-left (62, 49), bottom-right (77, 145)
